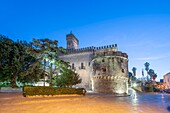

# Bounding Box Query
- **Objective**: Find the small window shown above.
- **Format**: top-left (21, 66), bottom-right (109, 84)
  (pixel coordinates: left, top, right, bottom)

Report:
top-left (122, 69), bottom-right (124, 73)
top-left (102, 68), bottom-right (106, 72)
top-left (88, 62), bottom-right (90, 66)
top-left (121, 59), bottom-right (123, 63)
top-left (72, 63), bottom-right (74, 69)
top-left (112, 58), bottom-right (114, 62)
top-left (102, 59), bottom-right (105, 62)
top-left (81, 63), bottom-right (84, 69)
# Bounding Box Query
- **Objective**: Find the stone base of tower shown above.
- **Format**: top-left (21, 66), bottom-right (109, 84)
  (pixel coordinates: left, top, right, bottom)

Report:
top-left (92, 75), bottom-right (128, 94)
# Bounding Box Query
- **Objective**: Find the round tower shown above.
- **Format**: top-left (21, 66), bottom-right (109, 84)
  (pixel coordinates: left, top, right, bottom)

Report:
top-left (91, 46), bottom-right (129, 94)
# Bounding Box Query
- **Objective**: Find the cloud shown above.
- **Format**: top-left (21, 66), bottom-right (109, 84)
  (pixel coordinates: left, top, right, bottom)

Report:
top-left (135, 53), bottom-right (170, 61)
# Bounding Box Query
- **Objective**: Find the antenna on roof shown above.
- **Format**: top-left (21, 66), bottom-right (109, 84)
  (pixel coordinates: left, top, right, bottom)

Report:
top-left (70, 31), bottom-right (72, 34)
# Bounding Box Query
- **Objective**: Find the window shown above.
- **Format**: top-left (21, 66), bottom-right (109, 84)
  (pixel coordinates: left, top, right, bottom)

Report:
top-left (72, 63), bottom-right (74, 69)
top-left (102, 68), bottom-right (106, 72)
top-left (102, 59), bottom-right (105, 62)
top-left (88, 62), bottom-right (90, 66)
top-left (81, 63), bottom-right (84, 69)
top-left (112, 57), bottom-right (114, 62)
top-left (122, 69), bottom-right (124, 73)
top-left (121, 59), bottom-right (123, 63)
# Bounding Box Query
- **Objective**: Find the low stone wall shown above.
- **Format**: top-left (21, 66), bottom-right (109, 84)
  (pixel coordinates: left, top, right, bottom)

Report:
top-left (0, 87), bottom-right (23, 92)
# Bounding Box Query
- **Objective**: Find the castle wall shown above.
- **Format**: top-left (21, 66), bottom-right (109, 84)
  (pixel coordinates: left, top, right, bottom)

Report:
top-left (59, 51), bottom-right (94, 89)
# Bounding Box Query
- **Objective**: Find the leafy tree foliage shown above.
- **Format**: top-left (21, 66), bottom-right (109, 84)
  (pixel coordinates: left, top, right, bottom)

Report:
top-left (144, 62), bottom-right (150, 72)
top-left (132, 67), bottom-right (137, 76)
top-left (148, 69), bottom-right (157, 80)
top-left (144, 62), bottom-right (150, 81)
top-left (53, 62), bottom-right (82, 88)
top-left (0, 35), bottom-right (79, 88)
top-left (29, 38), bottom-right (65, 86)
top-left (144, 62), bottom-right (158, 81)
top-left (0, 35), bottom-right (37, 87)
top-left (0, 35), bottom-right (14, 82)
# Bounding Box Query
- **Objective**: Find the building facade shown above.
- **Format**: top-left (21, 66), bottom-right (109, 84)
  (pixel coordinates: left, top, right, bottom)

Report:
top-left (164, 72), bottom-right (170, 89)
top-left (59, 33), bottom-right (129, 94)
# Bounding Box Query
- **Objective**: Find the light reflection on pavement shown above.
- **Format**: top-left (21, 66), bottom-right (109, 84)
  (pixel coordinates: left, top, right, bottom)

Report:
top-left (0, 88), bottom-right (170, 113)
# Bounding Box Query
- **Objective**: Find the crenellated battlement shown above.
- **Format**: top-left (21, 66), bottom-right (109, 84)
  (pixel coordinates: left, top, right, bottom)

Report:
top-left (95, 51), bottom-right (128, 58)
top-left (95, 44), bottom-right (117, 50)
top-left (64, 44), bottom-right (118, 54)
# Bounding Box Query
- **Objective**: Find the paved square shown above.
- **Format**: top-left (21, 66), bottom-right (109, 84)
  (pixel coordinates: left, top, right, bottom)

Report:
top-left (0, 89), bottom-right (170, 113)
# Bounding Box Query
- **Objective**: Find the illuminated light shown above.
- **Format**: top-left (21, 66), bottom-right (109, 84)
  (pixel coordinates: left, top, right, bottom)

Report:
top-left (133, 83), bottom-right (137, 87)
top-left (161, 94), bottom-right (164, 99)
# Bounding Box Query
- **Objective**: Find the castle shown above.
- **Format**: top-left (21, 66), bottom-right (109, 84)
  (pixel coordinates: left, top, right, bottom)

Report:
top-left (59, 32), bottom-right (129, 94)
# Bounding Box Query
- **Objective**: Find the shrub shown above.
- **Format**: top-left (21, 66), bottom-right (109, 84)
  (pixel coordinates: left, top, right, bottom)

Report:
top-left (23, 86), bottom-right (86, 97)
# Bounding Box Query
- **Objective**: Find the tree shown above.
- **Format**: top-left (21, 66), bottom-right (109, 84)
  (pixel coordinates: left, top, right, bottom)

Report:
top-left (19, 57), bottom-right (44, 85)
top-left (148, 69), bottom-right (157, 81)
top-left (29, 38), bottom-right (65, 86)
top-left (0, 35), bottom-right (36, 87)
top-left (132, 67), bottom-right (137, 76)
top-left (153, 73), bottom-right (157, 81)
top-left (54, 62), bottom-right (82, 88)
top-left (144, 62), bottom-right (150, 81)
top-left (148, 69), bottom-right (154, 80)
top-left (128, 72), bottom-right (133, 83)
top-left (0, 35), bottom-right (14, 82)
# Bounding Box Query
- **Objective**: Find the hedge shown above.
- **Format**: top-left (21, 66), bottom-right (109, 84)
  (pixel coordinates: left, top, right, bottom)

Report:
top-left (23, 86), bottom-right (86, 97)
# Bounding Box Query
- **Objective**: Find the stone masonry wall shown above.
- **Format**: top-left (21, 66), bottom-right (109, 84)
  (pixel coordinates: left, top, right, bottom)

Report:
top-left (93, 76), bottom-right (128, 94)
top-left (91, 49), bottom-right (129, 94)
top-left (59, 51), bottom-right (94, 89)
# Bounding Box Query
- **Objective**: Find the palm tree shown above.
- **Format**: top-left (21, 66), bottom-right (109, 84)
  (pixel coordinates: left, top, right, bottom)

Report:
top-left (153, 73), bottom-right (157, 81)
top-left (148, 69), bottom-right (154, 80)
top-left (148, 69), bottom-right (157, 81)
top-left (144, 62), bottom-right (150, 81)
top-left (132, 67), bottom-right (137, 76)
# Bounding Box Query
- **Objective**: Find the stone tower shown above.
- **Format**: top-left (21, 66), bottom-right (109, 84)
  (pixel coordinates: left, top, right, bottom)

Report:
top-left (66, 31), bottom-right (79, 49)
top-left (91, 48), bottom-right (129, 94)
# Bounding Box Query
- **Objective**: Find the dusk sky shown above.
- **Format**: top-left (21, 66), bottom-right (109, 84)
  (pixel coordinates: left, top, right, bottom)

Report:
top-left (1, 0), bottom-right (170, 81)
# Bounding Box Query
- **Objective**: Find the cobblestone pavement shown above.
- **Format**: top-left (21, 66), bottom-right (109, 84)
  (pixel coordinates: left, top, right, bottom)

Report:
top-left (0, 88), bottom-right (170, 113)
